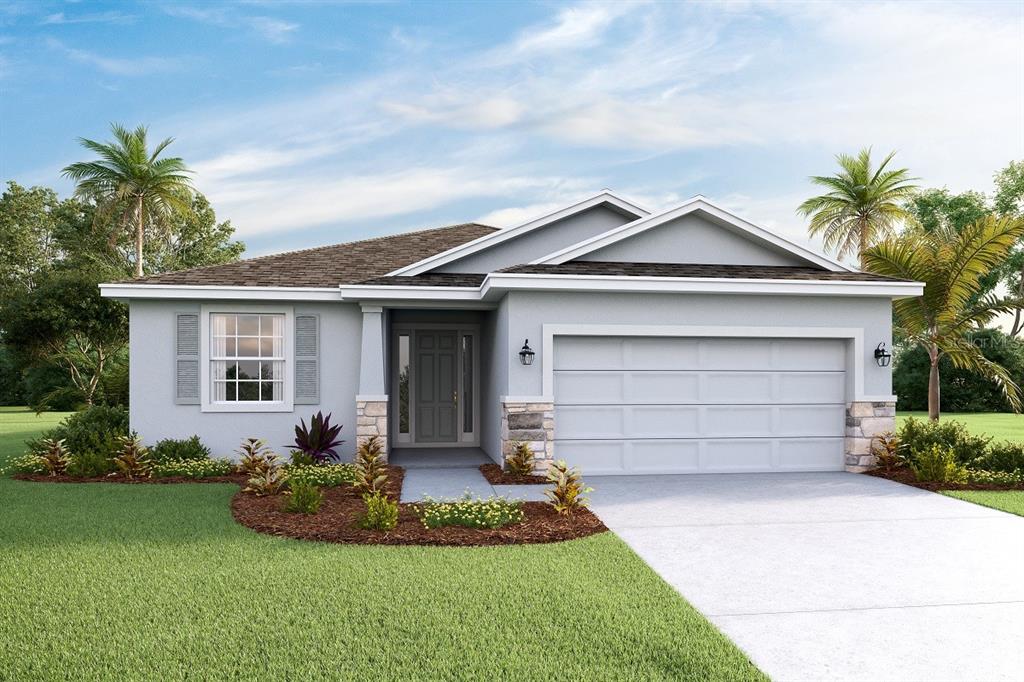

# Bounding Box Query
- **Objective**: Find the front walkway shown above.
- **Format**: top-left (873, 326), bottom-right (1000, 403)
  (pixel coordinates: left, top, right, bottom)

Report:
top-left (588, 472), bottom-right (1024, 682)
top-left (391, 448), bottom-right (547, 502)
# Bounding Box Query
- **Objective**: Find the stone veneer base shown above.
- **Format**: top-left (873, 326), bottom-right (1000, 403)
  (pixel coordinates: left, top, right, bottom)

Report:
top-left (501, 400), bottom-right (555, 475)
top-left (845, 401), bottom-right (896, 472)
top-left (355, 399), bottom-right (389, 462)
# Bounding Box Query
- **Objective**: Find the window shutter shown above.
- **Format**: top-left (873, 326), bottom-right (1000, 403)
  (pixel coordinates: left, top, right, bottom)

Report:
top-left (175, 313), bottom-right (200, 404)
top-left (294, 314), bottom-right (319, 404)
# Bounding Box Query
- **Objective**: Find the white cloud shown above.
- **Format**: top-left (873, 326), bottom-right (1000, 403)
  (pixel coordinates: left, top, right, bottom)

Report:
top-left (505, 2), bottom-right (636, 58)
top-left (162, 5), bottom-right (299, 44)
top-left (45, 38), bottom-right (180, 76)
top-left (40, 11), bottom-right (136, 25)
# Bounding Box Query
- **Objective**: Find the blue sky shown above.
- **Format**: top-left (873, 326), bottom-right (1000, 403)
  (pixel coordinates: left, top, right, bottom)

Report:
top-left (1, 0), bottom-right (1022, 258)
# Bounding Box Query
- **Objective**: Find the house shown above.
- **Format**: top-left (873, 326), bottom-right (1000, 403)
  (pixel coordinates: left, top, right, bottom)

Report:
top-left (99, 191), bottom-right (923, 475)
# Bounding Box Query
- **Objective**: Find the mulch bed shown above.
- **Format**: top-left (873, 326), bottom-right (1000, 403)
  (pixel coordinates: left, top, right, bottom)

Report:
top-left (478, 463), bottom-right (547, 485)
top-left (865, 467), bottom-right (1024, 492)
top-left (232, 465), bottom-right (606, 547)
top-left (13, 472), bottom-right (247, 485)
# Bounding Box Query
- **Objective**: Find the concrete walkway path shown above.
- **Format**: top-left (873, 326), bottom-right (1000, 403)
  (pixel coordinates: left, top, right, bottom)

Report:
top-left (397, 460), bottom-right (547, 503)
top-left (588, 472), bottom-right (1024, 682)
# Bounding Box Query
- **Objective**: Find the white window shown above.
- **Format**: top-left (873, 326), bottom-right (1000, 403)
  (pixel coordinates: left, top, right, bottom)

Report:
top-left (201, 307), bottom-right (293, 412)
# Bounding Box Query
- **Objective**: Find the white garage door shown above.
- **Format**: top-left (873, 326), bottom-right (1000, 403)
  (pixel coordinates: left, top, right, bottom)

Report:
top-left (553, 336), bottom-right (847, 474)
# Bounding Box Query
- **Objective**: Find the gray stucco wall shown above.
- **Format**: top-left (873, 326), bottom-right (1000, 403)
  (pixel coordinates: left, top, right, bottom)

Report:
top-left (578, 214), bottom-right (807, 266)
top-left (502, 291), bottom-right (894, 399)
top-left (129, 299), bottom-right (363, 458)
top-left (437, 205), bottom-right (636, 273)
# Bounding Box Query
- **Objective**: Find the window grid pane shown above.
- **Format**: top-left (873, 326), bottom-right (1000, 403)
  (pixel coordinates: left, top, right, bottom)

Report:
top-left (211, 313), bottom-right (285, 403)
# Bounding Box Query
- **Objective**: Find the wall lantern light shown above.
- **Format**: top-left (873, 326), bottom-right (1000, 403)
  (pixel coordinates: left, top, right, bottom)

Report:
top-left (518, 340), bottom-right (535, 366)
top-left (874, 342), bottom-right (892, 367)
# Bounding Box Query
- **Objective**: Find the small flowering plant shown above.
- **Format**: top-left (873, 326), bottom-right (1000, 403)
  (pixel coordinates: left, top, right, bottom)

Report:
top-left (2, 453), bottom-right (48, 476)
top-left (415, 492), bottom-right (525, 530)
top-left (151, 458), bottom-right (234, 479)
top-left (284, 462), bottom-right (356, 487)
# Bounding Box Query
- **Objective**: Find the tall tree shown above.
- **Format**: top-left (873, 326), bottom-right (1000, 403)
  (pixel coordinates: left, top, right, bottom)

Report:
top-left (798, 148), bottom-right (919, 268)
top-left (61, 124), bottom-right (194, 278)
top-left (992, 161), bottom-right (1024, 336)
top-left (864, 215), bottom-right (1024, 420)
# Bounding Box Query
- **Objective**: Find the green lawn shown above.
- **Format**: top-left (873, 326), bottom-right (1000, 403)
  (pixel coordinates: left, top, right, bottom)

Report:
top-left (896, 411), bottom-right (1024, 443)
top-left (0, 409), bottom-right (763, 681)
top-left (942, 491), bottom-right (1024, 517)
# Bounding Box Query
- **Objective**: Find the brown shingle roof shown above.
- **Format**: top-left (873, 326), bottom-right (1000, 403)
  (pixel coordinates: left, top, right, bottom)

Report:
top-left (498, 261), bottom-right (908, 282)
top-left (126, 223), bottom-right (498, 287)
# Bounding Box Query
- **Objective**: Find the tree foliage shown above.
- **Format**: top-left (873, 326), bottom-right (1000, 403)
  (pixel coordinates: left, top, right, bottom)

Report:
top-left (864, 215), bottom-right (1024, 419)
top-left (798, 148), bottom-right (919, 267)
top-left (2, 272), bottom-right (128, 406)
top-left (61, 124), bottom-right (194, 278)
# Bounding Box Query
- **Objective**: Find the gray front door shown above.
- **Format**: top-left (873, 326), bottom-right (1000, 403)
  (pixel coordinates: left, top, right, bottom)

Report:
top-left (414, 331), bottom-right (459, 442)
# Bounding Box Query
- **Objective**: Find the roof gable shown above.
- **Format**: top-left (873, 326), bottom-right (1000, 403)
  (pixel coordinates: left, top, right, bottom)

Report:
top-left (533, 196), bottom-right (851, 272)
top-left (387, 190), bottom-right (649, 277)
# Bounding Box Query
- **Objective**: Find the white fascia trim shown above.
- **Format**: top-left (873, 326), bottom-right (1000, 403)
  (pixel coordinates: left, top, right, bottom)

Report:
top-left (338, 285), bottom-right (483, 301)
top-left (540, 324), bottom-right (874, 400)
top-left (99, 283), bottom-right (341, 301)
top-left (481, 273), bottom-right (924, 299)
top-left (531, 196), bottom-right (852, 273)
top-left (386, 190), bottom-right (650, 277)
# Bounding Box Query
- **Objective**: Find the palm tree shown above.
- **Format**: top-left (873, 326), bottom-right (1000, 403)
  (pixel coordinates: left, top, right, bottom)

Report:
top-left (864, 215), bottom-right (1024, 420)
top-left (798, 148), bottom-right (919, 269)
top-left (62, 124), bottom-right (193, 278)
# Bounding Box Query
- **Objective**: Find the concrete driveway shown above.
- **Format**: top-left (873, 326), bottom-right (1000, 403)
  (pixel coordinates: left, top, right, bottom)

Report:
top-left (589, 472), bottom-right (1024, 682)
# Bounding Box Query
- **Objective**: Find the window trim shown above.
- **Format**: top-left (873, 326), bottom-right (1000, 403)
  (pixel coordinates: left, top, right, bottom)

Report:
top-left (200, 304), bottom-right (294, 413)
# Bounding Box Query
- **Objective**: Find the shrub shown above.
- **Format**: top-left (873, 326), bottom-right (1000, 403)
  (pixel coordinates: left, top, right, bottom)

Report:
top-left (30, 405), bottom-right (128, 463)
top-left (284, 481), bottom-right (323, 514)
top-left (416, 494), bottom-right (524, 529)
top-left (151, 436), bottom-right (210, 463)
top-left (353, 436), bottom-right (387, 494)
top-left (284, 463), bottom-right (355, 487)
top-left (244, 466), bottom-right (288, 496)
top-left (967, 469), bottom-right (1024, 486)
top-left (897, 417), bottom-right (991, 466)
top-left (110, 435), bottom-right (152, 480)
top-left (288, 411), bottom-right (344, 464)
top-left (150, 458), bottom-right (234, 479)
top-left (66, 451), bottom-right (115, 477)
top-left (236, 438), bottom-right (279, 476)
top-left (870, 432), bottom-right (904, 471)
top-left (356, 491), bottom-right (398, 530)
top-left (973, 441), bottom-right (1024, 474)
top-left (504, 441), bottom-right (535, 476)
top-left (3, 454), bottom-right (47, 476)
top-left (911, 445), bottom-right (968, 484)
top-left (544, 460), bottom-right (593, 515)
top-left (32, 438), bottom-right (72, 476)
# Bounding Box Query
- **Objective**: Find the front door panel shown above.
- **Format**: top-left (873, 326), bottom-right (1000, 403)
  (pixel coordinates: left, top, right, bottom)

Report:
top-left (415, 331), bottom-right (459, 442)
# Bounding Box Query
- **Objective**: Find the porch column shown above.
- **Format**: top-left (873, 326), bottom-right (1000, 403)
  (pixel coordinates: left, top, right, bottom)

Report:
top-left (356, 305), bottom-right (388, 460)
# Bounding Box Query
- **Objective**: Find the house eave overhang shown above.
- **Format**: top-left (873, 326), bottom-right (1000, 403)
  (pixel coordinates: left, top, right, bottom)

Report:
top-left (338, 274), bottom-right (924, 303)
top-left (98, 283), bottom-right (343, 302)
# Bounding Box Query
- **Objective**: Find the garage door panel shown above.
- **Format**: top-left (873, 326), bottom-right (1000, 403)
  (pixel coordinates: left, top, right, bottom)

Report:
top-left (777, 438), bottom-right (845, 469)
top-left (777, 372), bottom-right (845, 402)
top-left (555, 440), bottom-right (624, 473)
top-left (704, 439), bottom-right (774, 470)
top-left (700, 339), bottom-right (775, 369)
top-left (631, 406), bottom-right (700, 437)
top-left (703, 373), bottom-right (774, 402)
top-left (776, 405), bottom-right (844, 436)
top-left (703, 405), bottom-right (774, 436)
top-left (626, 337), bottom-right (701, 369)
top-left (554, 372), bottom-right (626, 403)
top-left (627, 441), bottom-right (701, 472)
top-left (553, 337), bottom-right (624, 369)
top-left (555, 406), bottom-right (625, 439)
